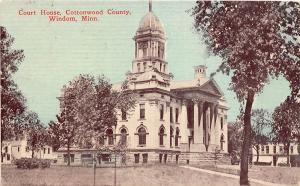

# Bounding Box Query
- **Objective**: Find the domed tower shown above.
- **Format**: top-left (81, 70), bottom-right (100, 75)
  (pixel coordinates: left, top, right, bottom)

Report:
top-left (128, 1), bottom-right (171, 89)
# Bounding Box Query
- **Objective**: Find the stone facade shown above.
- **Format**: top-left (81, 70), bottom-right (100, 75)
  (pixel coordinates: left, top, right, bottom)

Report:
top-left (56, 2), bottom-right (229, 166)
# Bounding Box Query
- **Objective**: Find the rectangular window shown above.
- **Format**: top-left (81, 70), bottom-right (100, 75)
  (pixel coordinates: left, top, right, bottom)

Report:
top-left (140, 104), bottom-right (145, 119)
top-left (121, 109), bottom-right (127, 120)
top-left (280, 146), bottom-right (283, 153)
top-left (63, 154), bottom-right (75, 163)
top-left (44, 148), bottom-right (46, 154)
top-left (134, 154), bottom-right (139, 163)
top-left (266, 146), bottom-right (269, 154)
top-left (7, 154), bottom-right (10, 161)
top-left (143, 62), bottom-right (147, 71)
top-left (170, 107), bottom-right (173, 123)
top-left (4, 147), bottom-right (8, 153)
top-left (17, 147), bottom-right (20, 152)
top-left (221, 117), bottom-right (224, 130)
top-left (160, 104), bottom-right (164, 120)
top-left (108, 136), bottom-right (114, 145)
top-left (48, 148), bottom-right (50, 154)
top-left (175, 108), bottom-right (179, 123)
top-left (261, 146), bottom-right (264, 152)
top-left (273, 146), bottom-right (276, 154)
top-left (142, 153), bottom-right (148, 163)
top-left (137, 63), bottom-right (141, 72)
top-left (291, 146), bottom-right (294, 154)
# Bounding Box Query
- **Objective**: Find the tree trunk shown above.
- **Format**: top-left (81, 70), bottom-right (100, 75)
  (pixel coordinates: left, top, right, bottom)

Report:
top-left (240, 91), bottom-right (255, 186)
top-left (67, 140), bottom-right (70, 166)
top-left (256, 146), bottom-right (259, 163)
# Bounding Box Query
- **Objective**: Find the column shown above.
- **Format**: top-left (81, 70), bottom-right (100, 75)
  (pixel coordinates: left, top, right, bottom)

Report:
top-left (214, 105), bottom-right (219, 148)
top-left (205, 105), bottom-right (210, 149)
top-left (199, 102), bottom-right (204, 145)
top-left (180, 100), bottom-right (188, 145)
top-left (193, 101), bottom-right (199, 143)
top-left (209, 103), bottom-right (216, 145)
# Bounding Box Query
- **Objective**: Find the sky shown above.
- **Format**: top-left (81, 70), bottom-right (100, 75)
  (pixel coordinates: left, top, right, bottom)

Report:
top-left (0, 0), bottom-right (291, 125)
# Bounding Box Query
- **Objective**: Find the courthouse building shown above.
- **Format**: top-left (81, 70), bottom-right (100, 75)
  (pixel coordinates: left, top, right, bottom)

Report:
top-left (57, 3), bottom-right (229, 165)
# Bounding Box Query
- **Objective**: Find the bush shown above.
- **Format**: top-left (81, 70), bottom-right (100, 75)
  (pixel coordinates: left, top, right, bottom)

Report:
top-left (15, 158), bottom-right (51, 169)
top-left (278, 162), bottom-right (289, 167)
top-left (253, 161), bottom-right (272, 166)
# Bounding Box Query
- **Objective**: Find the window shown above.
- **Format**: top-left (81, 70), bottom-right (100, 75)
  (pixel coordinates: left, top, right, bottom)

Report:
top-left (121, 128), bottom-right (127, 145)
top-left (64, 154), bottom-right (74, 163)
top-left (7, 154), bottom-right (10, 161)
top-left (221, 117), bottom-right (224, 130)
top-left (159, 154), bottom-right (163, 163)
top-left (142, 153), bottom-right (148, 163)
top-left (291, 146), bottom-right (294, 154)
top-left (143, 47), bottom-right (147, 58)
top-left (48, 148), bottom-right (50, 154)
top-left (266, 146), bottom-right (269, 154)
top-left (106, 128), bottom-right (114, 145)
top-left (175, 128), bottom-right (180, 147)
top-left (160, 104), bottom-right (164, 120)
top-left (101, 154), bottom-right (111, 162)
top-left (134, 154), bottom-right (139, 163)
top-left (170, 107), bottom-right (173, 123)
top-left (170, 127), bottom-right (173, 147)
top-left (17, 147), bottom-right (20, 152)
top-left (261, 146), bottom-right (265, 152)
top-left (273, 146), bottom-right (276, 154)
top-left (143, 62), bottom-right (147, 71)
top-left (160, 63), bottom-right (162, 71)
top-left (26, 146), bottom-right (29, 152)
top-left (140, 104), bottom-right (145, 119)
top-left (164, 154), bottom-right (167, 163)
top-left (138, 127), bottom-right (147, 145)
top-left (121, 109), bottom-right (127, 120)
top-left (176, 155), bottom-right (179, 164)
top-left (159, 128), bottom-right (165, 146)
top-left (280, 146), bottom-right (283, 153)
top-left (163, 64), bottom-right (165, 72)
top-left (220, 134), bottom-right (225, 151)
top-left (137, 63), bottom-right (141, 72)
top-left (44, 148), bottom-right (46, 154)
top-left (175, 108), bottom-right (179, 123)
top-left (4, 147), bottom-right (8, 153)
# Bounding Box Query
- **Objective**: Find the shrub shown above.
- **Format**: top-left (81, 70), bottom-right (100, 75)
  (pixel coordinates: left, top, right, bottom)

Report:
top-left (253, 161), bottom-right (272, 166)
top-left (15, 158), bottom-right (51, 169)
top-left (278, 162), bottom-right (289, 167)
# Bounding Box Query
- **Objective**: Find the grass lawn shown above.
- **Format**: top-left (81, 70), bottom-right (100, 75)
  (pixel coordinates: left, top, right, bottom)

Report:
top-left (2, 164), bottom-right (246, 186)
top-left (194, 164), bottom-right (300, 185)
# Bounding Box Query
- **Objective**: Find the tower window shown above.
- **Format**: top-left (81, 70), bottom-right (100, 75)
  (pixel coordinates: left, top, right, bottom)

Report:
top-left (137, 63), bottom-right (141, 72)
top-left (121, 128), bottom-right (127, 145)
top-left (106, 128), bottom-right (114, 145)
top-left (175, 128), bottom-right (180, 147)
top-left (143, 62), bottom-right (147, 71)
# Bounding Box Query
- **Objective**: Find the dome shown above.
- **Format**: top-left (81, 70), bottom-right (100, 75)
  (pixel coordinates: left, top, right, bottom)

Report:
top-left (137, 12), bottom-right (165, 34)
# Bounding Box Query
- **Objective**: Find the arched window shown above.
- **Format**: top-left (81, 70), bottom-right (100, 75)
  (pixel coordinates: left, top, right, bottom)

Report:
top-left (106, 128), bottom-right (114, 145)
top-left (121, 128), bottom-right (127, 145)
top-left (220, 134), bottom-right (225, 151)
top-left (138, 127), bottom-right (146, 145)
top-left (170, 127), bottom-right (174, 147)
top-left (159, 128), bottom-right (165, 146)
top-left (175, 128), bottom-right (180, 147)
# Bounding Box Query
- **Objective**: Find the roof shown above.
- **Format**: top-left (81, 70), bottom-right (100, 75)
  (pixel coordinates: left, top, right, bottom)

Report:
top-left (137, 11), bottom-right (165, 34)
top-left (170, 78), bottom-right (209, 89)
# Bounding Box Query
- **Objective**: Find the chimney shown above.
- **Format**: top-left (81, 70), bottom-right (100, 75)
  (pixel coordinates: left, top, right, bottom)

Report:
top-left (194, 65), bottom-right (207, 80)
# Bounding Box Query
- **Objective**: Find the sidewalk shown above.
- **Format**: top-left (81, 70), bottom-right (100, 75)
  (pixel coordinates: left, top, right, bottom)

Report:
top-left (180, 165), bottom-right (292, 186)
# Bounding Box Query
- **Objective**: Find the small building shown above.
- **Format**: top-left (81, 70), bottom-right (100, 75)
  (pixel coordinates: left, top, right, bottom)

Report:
top-left (1, 136), bottom-right (56, 164)
top-left (252, 142), bottom-right (300, 166)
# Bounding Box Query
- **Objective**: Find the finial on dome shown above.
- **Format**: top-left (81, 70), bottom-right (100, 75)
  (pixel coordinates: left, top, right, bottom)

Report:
top-left (149, 0), bottom-right (152, 12)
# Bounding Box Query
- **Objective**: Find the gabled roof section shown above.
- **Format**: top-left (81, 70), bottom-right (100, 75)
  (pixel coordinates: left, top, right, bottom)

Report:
top-left (199, 78), bottom-right (224, 96)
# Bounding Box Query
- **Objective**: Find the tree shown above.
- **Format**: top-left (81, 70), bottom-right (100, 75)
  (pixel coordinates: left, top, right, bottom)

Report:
top-left (192, 2), bottom-right (300, 184)
top-left (1, 26), bottom-right (26, 145)
top-left (51, 74), bottom-right (136, 166)
top-left (24, 111), bottom-right (48, 158)
top-left (251, 109), bottom-right (271, 163)
top-left (228, 121), bottom-right (243, 155)
top-left (272, 96), bottom-right (300, 166)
